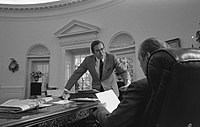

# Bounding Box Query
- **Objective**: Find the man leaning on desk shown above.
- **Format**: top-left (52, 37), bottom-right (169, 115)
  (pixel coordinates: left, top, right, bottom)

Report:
top-left (62, 40), bottom-right (131, 99)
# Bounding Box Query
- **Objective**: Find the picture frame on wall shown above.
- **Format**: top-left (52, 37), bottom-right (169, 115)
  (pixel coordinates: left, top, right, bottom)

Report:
top-left (165, 38), bottom-right (181, 48)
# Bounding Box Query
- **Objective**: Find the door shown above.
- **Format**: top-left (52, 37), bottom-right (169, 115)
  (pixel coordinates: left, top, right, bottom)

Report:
top-left (26, 58), bottom-right (49, 98)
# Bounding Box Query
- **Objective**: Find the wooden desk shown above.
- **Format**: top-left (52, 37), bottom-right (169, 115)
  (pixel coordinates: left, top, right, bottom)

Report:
top-left (0, 99), bottom-right (99, 127)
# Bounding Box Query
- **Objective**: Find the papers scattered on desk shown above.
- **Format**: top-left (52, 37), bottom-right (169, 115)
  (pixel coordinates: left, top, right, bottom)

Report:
top-left (0, 97), bottom-right (53, 113)
top-left (95, 90), bottom-right (120, 113)
top-left (51, 100), bottom-right (72, 104)
top-left (39, 103), bottom-right (53, 108)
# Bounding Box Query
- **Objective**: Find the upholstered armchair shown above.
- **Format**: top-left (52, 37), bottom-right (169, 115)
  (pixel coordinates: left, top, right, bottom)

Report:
top-left (143, 48), bottom-right (200, 127)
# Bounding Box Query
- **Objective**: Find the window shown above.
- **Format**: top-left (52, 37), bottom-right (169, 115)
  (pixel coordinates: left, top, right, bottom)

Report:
top-left (109, 31), bottom-right (136, 81)
top-left (74, 54), bottom-right (91, 90)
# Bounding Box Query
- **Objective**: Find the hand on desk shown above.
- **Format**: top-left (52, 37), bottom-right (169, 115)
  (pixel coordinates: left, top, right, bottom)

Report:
top-left (61, 88), bottom-right (71, 100)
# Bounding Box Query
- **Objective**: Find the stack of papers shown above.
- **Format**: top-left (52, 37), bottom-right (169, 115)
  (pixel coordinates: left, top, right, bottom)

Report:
top-left (51, 100), bottom-right (72, 105)
top-left (70, 98), bottom-right (98, 102)
top-left (0, 97), bottom-right (53, 113)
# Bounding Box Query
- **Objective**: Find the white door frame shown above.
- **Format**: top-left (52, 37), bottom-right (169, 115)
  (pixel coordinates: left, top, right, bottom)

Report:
top-left (26, 57), bottom-right (50, 98)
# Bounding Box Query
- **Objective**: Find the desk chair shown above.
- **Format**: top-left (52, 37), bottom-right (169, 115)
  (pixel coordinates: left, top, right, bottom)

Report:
top-left (143, 48), bottom-right (200, 127)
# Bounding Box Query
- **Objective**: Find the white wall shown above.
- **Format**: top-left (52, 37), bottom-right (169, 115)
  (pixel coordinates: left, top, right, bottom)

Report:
top-left (0, 0), bottom-right (199, 99)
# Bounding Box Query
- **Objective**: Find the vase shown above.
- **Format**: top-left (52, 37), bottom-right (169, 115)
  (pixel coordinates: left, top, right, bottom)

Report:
top-left (34, 77), bottom-right (39, 82)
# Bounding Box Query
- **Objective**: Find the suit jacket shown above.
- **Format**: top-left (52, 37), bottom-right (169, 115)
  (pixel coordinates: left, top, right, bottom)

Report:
top-left (93, 78), bottom-right (151, 127)
top-left (65, 53), bottom-right (130, 96)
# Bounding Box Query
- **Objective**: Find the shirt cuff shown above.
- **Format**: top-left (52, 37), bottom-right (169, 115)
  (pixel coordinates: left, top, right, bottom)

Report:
top-left (64, 88), bottom-right (70, 93)
top-left (125, 80), bottom-right (131, 86)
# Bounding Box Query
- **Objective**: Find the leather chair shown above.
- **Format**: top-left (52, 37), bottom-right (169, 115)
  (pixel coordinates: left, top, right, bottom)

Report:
top-left (143, 48), bottom-right (200, 127)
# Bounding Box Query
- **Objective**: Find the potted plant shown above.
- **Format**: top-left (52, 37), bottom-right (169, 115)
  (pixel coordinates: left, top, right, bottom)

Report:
top-left (30, 71), bottom-right (44, 82)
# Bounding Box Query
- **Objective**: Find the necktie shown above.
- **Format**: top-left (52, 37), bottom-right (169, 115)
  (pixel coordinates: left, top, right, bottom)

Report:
top-left (99, 59), bottom-right (104, 92)
top-left (99, 59), bottom-right (103, 80)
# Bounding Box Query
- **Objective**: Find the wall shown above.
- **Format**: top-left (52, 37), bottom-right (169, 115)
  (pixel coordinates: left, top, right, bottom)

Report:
top-left (0, 0), bottom-right (199, 100)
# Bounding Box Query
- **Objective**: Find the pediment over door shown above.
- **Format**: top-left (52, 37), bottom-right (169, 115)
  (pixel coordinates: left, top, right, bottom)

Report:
top-left (55, 20), bottom-right (100, 46)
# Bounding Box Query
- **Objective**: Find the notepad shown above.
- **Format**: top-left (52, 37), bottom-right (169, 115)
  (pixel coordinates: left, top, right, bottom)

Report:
top-left (95, 90), bottom-right (120, 113)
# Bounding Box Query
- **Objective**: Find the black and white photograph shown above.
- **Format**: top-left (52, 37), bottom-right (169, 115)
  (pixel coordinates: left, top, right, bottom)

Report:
top-left (0, 0), bottom-right (200, 127)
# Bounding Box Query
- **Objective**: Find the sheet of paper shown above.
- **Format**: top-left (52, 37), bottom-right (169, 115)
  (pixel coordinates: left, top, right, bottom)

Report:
top-left (51, 100), bottom-right (72, 104)
top-left (39, 104), bottom-right (52, 108)
top-left (95, 90), bottom-right (120, 113)
top-left (47, 90), bottom-right (64, 97)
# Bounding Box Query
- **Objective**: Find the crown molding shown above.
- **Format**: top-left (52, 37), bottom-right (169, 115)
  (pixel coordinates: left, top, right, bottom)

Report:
top-left (0, 0), bottom-right (125, 20)
top-left (0, 0), bottom-right (89, 11)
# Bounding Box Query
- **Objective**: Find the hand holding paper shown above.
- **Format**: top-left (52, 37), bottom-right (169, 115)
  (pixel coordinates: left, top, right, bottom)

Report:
top-left (95, 90), bottom-right (120, 113)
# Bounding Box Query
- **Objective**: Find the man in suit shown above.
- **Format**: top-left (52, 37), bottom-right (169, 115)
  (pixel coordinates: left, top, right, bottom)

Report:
top-left (92, 37), bottom-right (170, 127)
top-left (62, 40), bottom-right (131, 98)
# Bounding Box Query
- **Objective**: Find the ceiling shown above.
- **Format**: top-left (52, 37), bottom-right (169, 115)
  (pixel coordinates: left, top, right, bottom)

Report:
top-left (0, 0), bottom-right (61, 4)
